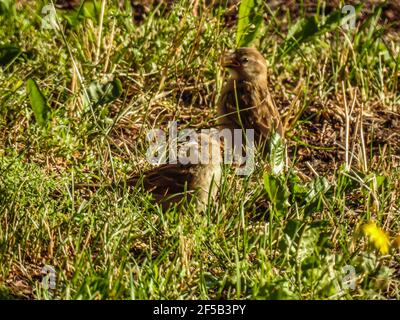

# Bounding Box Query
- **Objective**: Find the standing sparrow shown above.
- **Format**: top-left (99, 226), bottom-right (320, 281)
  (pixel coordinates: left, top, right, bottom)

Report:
top-left (127, 132), bottom-right (222, 211)
top-left (217, 47), bottom-right (283, 148)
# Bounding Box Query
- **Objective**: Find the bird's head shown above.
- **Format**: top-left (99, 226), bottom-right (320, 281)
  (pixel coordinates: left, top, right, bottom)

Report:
top-left (222, 47), bottom-right (267, 81)
top-left (178, 132), bottom-right (223, 165)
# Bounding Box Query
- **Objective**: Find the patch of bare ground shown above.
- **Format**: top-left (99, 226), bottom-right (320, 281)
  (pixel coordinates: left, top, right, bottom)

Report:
top-left (290, 99), bottom-right (400, 179)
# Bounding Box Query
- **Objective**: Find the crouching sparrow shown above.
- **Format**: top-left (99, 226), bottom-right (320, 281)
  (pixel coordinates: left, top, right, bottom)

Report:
top-left (127, 132), bottom-right (223, 211)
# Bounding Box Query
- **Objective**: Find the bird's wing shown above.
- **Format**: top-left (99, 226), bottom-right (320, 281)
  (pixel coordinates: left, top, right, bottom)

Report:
top-left (127, 163), bottom-right (196, 197)
top-left (219, 80), bottom-right (283, 137)
top-left (251, 84), bottom-right (284, 137)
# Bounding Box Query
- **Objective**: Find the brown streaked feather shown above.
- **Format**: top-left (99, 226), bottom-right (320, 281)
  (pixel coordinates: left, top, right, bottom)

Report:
top-left (218, 47), bottom-right (284, 145)
top-left (219, 79), bottom-right (283, 140)
top-left (127, 163), bottom-right (197, 198)
top-left (125, 133), bottom-right (222, 210)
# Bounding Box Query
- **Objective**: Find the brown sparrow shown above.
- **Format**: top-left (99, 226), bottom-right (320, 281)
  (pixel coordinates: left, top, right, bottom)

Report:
top-left (73, 134), bottom-right (222, 211)
top-left (217, 47), bottom-right (283, 147)
top-left (127, 132), bottom-right (222, 211)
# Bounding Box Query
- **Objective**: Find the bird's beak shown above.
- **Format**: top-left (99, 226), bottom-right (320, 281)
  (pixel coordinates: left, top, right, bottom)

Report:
top-left (222, 52), bottom-right (240, 68)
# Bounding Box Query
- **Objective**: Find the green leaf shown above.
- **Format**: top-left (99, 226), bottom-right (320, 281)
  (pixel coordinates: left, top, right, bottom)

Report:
top-left (319, 4), bottom-right (363, 35)
top-left (82, 0), bottom-right (102, 21)
top-left (280, 16), bottom-right (319, 56)
top-left (300, 176), bottom-right (330, 216)
top-left (269, 131), bottom-right (285, 175)
top-left (85, 78), bottom-right (123, 106)
top-left (0, 45), bottom-right (21, 66)
top-left (62, 12), bottom-right (81, 27)
top-left (279, 4), bottom-right (363, 57)
top-left (26, 79), bottom-right (50, 127)
top-left (236, 0), bottom-right (264, 47)
top-left (304, 176), bottom-right (330, 204)
top-left (60, 1), bottom-right (102, 27)
top-left (279, 220), bottom-right (328, 262)
top-left (263, 173), bottom-right (289, 215)
top-left (364, 173), bottom-right (386, 190)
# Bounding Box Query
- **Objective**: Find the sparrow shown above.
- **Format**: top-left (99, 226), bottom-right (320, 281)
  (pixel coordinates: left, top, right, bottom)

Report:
top-left (217, 47), bottom-right (283, 149)
top-left (126, 132), bottom-right (223, 211)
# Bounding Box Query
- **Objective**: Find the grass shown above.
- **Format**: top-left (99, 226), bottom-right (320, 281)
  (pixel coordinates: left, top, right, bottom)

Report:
top-left (0, 0), bottom-right (399, 299)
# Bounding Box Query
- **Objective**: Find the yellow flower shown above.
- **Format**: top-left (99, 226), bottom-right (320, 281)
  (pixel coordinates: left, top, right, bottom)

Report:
top-left (362, 222), bottom-right (390, 255)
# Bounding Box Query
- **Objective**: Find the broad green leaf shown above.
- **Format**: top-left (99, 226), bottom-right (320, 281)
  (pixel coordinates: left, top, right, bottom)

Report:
top-left (375, 175), bottom-right (386, 189)
top-left (82, 1), bottom-right (102, 21)
top-left (279, 4), bottom-right (363, 57)
top-left (297, 221), bottom-right (328, 261)
top-left (295, 226), bottom-right (319, 262)
top-left (279, 220), bottom-right (328, 262)
top-left (263, 173), bottom-right (289, 215)
top-left (280, 16), bottom-right (319, 56)
top-left (236, 0), bottom-right (264, 47)
top-left (278, 219), bottom-right (302, 254)
top-left (365, 173), bottom-right (386, 190)
top-left (318, 4), bottom-right (363, 35)
top-left (304, 176), bottom-right (330, 204)
top-left (26, 78), bottom-right (50, 126)
top-left (60, 1), bottom-right (102, 27)
top-left (287, 16), bottom-right (318, 40)
top-left (85, 78), bottom-right (123, 106)
top-left (269, 131), bottom-right (285, 175)
top-left (62, 12), bottom-right (81, 27)
top-left (287, 169), bottom-right (309, 204)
